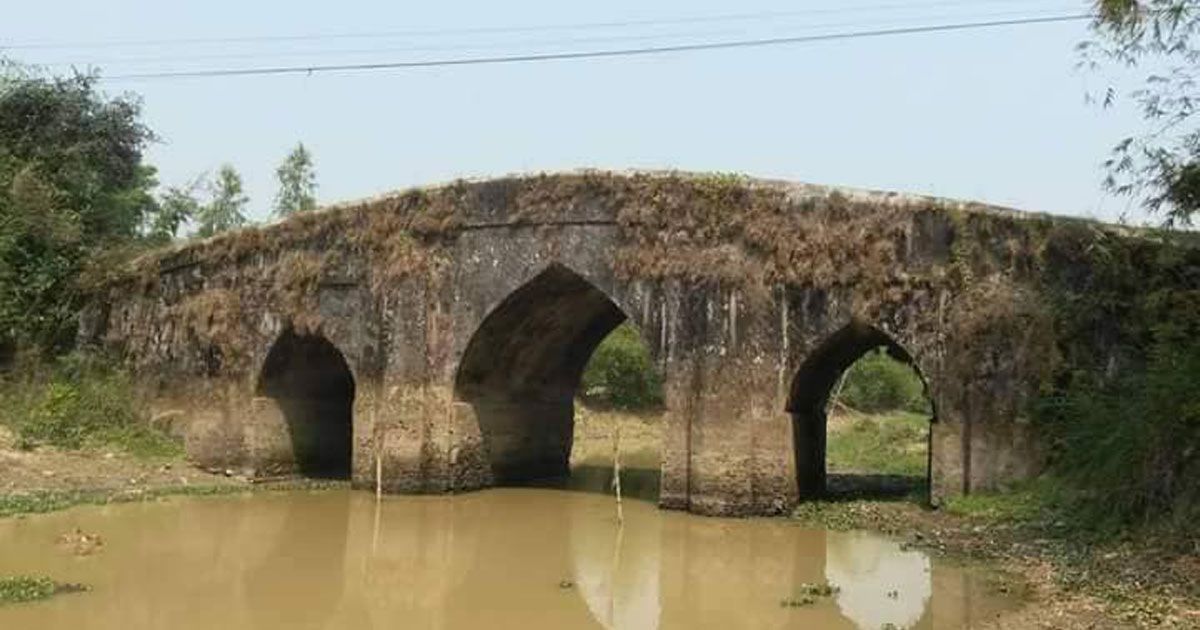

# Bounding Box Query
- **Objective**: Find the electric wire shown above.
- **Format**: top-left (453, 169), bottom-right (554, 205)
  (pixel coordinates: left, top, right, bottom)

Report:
top-left (97, 13), bottom-right (1093, 82)
top-left (38, 5), bottom-right (1082, 69)
top-left (4, 0), bottom-right (1081, 51)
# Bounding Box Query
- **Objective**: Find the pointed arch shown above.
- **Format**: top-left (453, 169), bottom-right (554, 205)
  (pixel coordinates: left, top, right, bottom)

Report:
top-left (787, 321), bottom-right (934, 499)
top-left (258, 329), bottom-right (356, 478)
top-left (455, 263), bottom-right (628, 483)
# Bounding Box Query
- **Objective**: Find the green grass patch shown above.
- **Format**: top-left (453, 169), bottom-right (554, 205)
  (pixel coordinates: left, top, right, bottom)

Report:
top-left (941, 485), bottom-right (1046, 522)
top-left (826, 411), bottom-right (929, 477)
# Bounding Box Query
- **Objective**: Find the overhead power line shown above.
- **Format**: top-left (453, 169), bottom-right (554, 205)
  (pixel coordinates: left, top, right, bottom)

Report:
top-left (41, 5), bottom-right (1077, 69)
top-left (102, 13), bottom-right (1092, 82)
top-left (7, 0), bottom-right (1077, 50)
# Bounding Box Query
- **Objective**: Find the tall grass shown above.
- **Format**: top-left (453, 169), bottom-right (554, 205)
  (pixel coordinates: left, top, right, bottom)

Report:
top-left (0, 352), bottom-right (181, 458)
top-left (1040, 332), bottom-right (1200, 534)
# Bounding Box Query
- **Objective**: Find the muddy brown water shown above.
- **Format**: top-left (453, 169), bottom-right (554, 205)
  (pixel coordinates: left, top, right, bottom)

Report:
top-left (0, 489), bottom-right (1014, 629)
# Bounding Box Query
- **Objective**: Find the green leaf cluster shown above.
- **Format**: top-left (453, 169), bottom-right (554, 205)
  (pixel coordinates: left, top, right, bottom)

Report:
top-left (0, 68), bottom-right (157, 354)
top-left (581, 323), bottom-right (664, 410)
top-left (1088, 1), bottom-right (1200, 225)
top-left (838, 349), bottom-right (929, 414)
top-left (195, 165), bottom-right (249, 238)
top-left (274, 143), bottom-right (317, 217)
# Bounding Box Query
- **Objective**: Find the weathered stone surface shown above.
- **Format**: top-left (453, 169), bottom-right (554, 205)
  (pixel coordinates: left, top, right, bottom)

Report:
top-left (79, 170), bottom-right (1198, 516)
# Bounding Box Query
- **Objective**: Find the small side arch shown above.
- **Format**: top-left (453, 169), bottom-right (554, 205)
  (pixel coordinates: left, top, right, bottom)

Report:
top-left (257, 328), bottom-right (356, 478)
top-left (787, 321), bottom-right (935, 499)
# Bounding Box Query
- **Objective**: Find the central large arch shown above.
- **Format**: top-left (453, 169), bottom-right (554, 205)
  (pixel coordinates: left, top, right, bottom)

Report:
top-left (455, 263), bottom-right (629, 484)
top-left (787, 321), bottom-right (935, 499)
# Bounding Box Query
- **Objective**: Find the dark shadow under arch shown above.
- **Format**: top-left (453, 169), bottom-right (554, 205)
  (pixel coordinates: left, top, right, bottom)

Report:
top-left (455, 263), bottom-right (628, 484)
top-left (258, 330), bottom-right (356, 479)
top-left (787, 321), bottom-right (934, 500)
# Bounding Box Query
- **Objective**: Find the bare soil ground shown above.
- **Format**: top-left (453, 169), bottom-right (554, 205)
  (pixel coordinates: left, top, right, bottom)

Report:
top-left (0, 424), bottom-right (241, 497)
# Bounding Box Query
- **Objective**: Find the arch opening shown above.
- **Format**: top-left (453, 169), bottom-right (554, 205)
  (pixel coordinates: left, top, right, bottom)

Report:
top-left (258, 329), bottom-right (355, 479)
top-left (787, 322), bottom-right (935, 501)
top-left (455, 263), bottom-right (663, 499)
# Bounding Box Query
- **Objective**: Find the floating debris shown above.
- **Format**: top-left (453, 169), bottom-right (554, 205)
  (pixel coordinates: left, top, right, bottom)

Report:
top-left (56, 528), bottom-right (104, 556)
top-left (781, 582), bottom-right (841, 608)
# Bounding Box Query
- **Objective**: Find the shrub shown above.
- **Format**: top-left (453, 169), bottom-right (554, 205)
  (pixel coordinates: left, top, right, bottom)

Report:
top-left (1039, 331), bottom-right (1200, 532)
top-left (0, 353), bottom-right (180, 457)
top-left (581, 323), bottom-right (664, 410)
top-left (838, 349), bottom-right (929, 414)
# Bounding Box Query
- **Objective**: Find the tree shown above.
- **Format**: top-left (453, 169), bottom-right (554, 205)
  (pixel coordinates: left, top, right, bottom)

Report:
top-left (273, 143), bottom-right (317, 217)
top-left (144, 177), bottom-right (203, 245)
top-left (581, 323), bottom-right (663, 410)
top-left (0, 65), bottom-right (157, 354)
top-left (196, 165), bottom-right (248, 238)
top-left (1086, 1), bottom-right (1200, 225)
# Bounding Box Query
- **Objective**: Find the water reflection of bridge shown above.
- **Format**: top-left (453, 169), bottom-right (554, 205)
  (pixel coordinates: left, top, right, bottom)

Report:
top-left (338, 491), bottom-right (998, 629)
top-left (0, 490), bottom-right (1004, 629)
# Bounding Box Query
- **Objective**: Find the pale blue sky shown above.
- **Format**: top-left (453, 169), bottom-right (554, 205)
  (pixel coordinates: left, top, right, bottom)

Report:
top-left (2, 1), bottom-right (1152, 224)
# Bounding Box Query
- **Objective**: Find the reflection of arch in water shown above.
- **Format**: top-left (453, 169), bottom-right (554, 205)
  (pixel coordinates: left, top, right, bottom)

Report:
top-left (824, 531), bottom-right (932, 630)
top-left (440, 491), bottom-right (606, 628)
top-left (655, 513), bottom-right (833, 628)
top-left (346, 489), bottom-right (606, 628)
top-left (347, 494), bottom-right (484, 628)
top-left (245, 493), bottom-right (353, 629)
top-left (568, 496), bottom-right (663, 630)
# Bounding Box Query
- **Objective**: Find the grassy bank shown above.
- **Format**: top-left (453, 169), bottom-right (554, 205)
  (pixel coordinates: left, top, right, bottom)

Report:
top-left (0, 485), bottom-right (246, 519)
top-left (0, 353), bottom-right (180, 459)
top-left (0, 479), bottom-right (352, 520)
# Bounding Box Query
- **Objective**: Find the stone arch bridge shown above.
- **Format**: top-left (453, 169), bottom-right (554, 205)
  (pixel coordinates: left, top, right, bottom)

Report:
top-left (81, 171), bottom-right (1184, 516)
